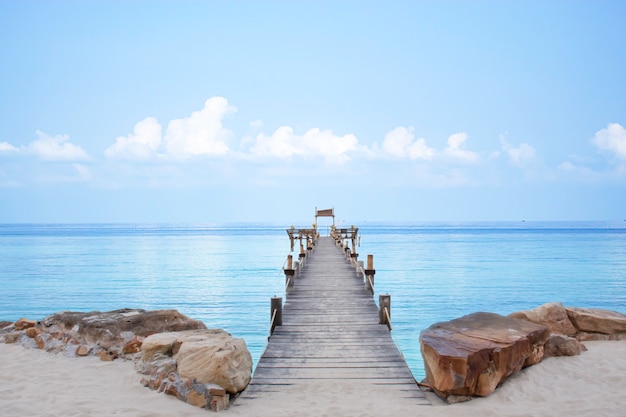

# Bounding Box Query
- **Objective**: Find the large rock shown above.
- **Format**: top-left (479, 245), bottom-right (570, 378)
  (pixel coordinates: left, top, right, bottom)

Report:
top-left (566, 307), bottom-right (626, 336)
top-left (176, 331), bottom-right (252, 393)
top-left (510, 303), bottom-right (626, 341)
top-left (138, 329), bottom-right (252, 409)
top-left (509, 302), bottom-right (577, 336)
top-left (420, 312), bottom-right (550, 398)
top-left (40, 309), bottom-right (207, 355)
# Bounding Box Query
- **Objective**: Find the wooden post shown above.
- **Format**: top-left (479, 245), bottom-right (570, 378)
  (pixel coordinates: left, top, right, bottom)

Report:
top-left (299, 242), bottom-right (306, 265)
top-left (350, 241), bottom-right (358, 266)
top-left (284, 255), bottom-right (295, 288)
top-left (365, 254), bottom-right (375, 293)
top-left (270, 296), bottom-right (282, 336)
top-left (379, 294), bottom-right (390, 327)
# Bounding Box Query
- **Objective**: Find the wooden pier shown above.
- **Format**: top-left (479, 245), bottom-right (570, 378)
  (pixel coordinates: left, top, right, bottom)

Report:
top-left (238, 224), bottom-right (429, 406)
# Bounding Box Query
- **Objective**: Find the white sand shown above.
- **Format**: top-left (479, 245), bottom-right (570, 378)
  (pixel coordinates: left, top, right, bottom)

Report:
top-left (1, 340), bottom-right (625, 417)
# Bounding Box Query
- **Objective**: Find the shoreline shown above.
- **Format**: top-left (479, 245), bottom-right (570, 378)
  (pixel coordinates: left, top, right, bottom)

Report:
top-left (2, 340), bottom-right (625, 416)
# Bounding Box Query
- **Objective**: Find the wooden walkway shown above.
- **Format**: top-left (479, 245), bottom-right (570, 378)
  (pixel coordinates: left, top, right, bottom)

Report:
top-left (238, 235), bottom-right (429, 405)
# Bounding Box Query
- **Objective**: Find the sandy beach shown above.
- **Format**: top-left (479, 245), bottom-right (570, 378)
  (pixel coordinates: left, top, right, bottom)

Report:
top-left (1, 340), bottom-right (625, 417)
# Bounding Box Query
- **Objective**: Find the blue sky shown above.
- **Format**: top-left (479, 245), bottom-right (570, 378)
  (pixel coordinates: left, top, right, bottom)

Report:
top-left (1, 1), bottom-right (625, 223)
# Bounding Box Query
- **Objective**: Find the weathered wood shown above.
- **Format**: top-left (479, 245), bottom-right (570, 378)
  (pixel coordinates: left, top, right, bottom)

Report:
top-left (269, 297), bottom-right (282, 336)
top-left (379, 294), bottom-right (391, 328)
top-left (241, 235), bottom-right (426, 406)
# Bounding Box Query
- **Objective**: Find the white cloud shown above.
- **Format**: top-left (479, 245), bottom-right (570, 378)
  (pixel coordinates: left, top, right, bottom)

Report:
top-left (381, 127), bottom-right (435, 160)
top-left (0, 141), bottom-right (19, 153)
top-left (252, 126), bottom-right (299, 158)
top-left (164, 96), bottom-right (236, 158)
top-left (592, 123), bottom-right (626, 160)
top-left (27, 130), bottom-right (90, 161)
top-left (250, 119), bottom-right (263, 129)
top-left (250, 126), bottom-right (358, 163)
top-left (443, 132), bottom-right (479, 163)
top-left (105, 117), bottom-right (162, 160)
top-left (500, 135), bottom-right (536, 167)
top-left (73, 164), bottom-right (91, 180)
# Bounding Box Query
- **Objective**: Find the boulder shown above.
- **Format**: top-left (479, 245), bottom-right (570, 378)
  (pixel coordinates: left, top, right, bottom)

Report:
top-left (509, 302), bottom-right (577, 336)
top-left (566, 307), bottom-right (626, 335)
top-left (39, 309), bottom-right (206, 356)
top-left (14, 318), bottom-right (37, 331)
top-left (420, 312), bottom-right (550, 398)
top-left (138, 329), bottom-right (252, 409)
top-left (176, 331), bottom-right (252, 393)
top-left (544, 334), bottom-right (587, 357)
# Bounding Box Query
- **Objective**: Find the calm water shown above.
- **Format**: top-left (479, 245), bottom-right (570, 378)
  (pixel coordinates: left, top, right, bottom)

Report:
top-left (1, 222), bottom-right (625, 380)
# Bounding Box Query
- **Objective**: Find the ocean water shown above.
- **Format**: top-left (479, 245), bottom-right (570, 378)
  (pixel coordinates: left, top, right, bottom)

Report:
top-left (1, 221), bottom-right (625, 380)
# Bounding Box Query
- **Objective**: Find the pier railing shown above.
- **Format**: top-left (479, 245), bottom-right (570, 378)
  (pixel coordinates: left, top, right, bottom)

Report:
top-left (269, 224), bottom-right (393, 337)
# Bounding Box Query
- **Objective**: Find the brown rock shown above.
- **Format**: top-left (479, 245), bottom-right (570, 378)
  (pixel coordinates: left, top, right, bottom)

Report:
top-left (34, 334), bottom-right (45, 349)
top-left (14, 318), bottom-right (37, 331)
top-left (544, 334), bottom-right (587, 357)
top-left (187, 390), bottom-right (208, 408)
top-left (76, 345), bottom-right (89, 356)
top-left (209, 387), bottom-right (226, 396)
top-left (98, 350), bottom-right (116, 361)
top-left (0, 321), bottom-right (12, 329)
top-left (122, 335), bottom-right (143, 354)
top-left (209, 394), bottom-right (229, 411)
top-left (40, 309), bottom-right (206, 353)
top-left (509, 302), bottom-right (577, 336)
top-left (25, 327), bottom-right (43, 338)
top-left (576, 331), bottom-right (626, 341)
top-left (566, 307), bottom-right (626, 335)
top-left (164, 383), bottom-right (179, 397)
top-left (420, 312), bottom-right (550, 398)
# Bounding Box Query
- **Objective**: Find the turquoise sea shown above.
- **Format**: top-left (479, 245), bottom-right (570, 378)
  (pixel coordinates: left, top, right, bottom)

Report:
top-left (1, 221), bottom-right (626, 380)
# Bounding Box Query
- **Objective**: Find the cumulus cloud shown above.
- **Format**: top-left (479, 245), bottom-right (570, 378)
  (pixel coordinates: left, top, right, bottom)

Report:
top-left (443, 132), bottom-right (479, 163)
top-left (500, 135), bottom-right (536, 167)
top-left (164, 97), bottom-right (236, 158)
top-left (105, 117), bottom-right (162, 160)
top-left (592, 123), bottom-right (626, 160)
top-left (381, 127), bottom-right (435, 160)
top-left (250, 126), bottom-right (358, 163)
top-left (0, 141), bottom-right (19, 153)
top-left (27, 130), bottom-right (90, 161)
